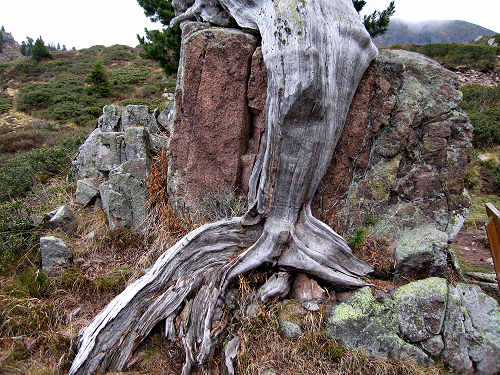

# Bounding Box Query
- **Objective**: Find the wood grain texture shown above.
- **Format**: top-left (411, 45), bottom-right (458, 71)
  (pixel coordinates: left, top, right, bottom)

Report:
top-left (69, 1), bottom-right (377, 374)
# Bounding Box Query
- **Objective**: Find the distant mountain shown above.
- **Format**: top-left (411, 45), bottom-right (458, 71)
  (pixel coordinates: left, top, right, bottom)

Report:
top-left (375, 19), bottom-right (497, 47)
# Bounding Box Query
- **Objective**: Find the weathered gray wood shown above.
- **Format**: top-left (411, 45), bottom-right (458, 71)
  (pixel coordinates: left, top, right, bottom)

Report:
top-left (69, 1), bottom-right (377, 374)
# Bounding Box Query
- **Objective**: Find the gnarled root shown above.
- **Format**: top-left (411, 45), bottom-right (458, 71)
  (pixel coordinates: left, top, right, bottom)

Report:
top-left (69, 209), bottom-right (372, 375)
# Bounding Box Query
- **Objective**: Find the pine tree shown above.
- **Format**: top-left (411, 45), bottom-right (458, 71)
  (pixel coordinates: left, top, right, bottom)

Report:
top-left (356, 1), bottom-right (396, 38)
top-left (0, 29), bottom-right (4, 54)
top-left (86, 61), bottom-right (111, 97)
top-left (136, 0), bottom-right (181, 76)
top-left (31, 37), bottom-right (51, 61)
top-left (20, 37), bottom-right (34, 56)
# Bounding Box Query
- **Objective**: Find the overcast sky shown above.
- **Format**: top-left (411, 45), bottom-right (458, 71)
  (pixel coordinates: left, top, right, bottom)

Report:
top-left (0, 0), bottom-right (498, 49)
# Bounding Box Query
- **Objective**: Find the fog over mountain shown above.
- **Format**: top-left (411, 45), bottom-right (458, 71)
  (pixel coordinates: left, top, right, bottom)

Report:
top-left (375, 19), bottom-right (497, 47)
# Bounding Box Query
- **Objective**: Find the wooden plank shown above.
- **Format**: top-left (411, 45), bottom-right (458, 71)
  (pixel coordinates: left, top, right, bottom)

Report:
top-left (485, 203), bottom-right (500, 289)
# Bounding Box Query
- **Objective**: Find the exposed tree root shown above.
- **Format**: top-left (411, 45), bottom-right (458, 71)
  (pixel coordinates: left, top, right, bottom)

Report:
top-left (69, 0), bottom-right (378, 373)
top-left (69, 207), bottom-right (373, 375)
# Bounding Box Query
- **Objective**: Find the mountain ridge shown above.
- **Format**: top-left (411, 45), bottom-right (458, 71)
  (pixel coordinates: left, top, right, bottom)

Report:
top-left (375, 18), bottom-right (497, 47)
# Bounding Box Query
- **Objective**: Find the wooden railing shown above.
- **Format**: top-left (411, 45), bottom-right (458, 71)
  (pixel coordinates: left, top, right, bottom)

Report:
top-left (485, 203), bottom-right (500, 289)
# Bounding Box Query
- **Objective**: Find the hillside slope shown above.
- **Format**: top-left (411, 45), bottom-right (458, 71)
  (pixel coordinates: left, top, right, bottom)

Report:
top-left (375, 19), bottom-right (497, 47)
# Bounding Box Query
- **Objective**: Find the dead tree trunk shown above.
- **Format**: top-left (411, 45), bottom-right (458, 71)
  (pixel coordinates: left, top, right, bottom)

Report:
top-left (69, 1), bottom-right (378, 374)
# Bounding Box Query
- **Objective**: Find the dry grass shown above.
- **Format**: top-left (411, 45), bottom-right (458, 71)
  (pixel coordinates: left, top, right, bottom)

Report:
top-left (352, 233), bottom-right (395, 280)
top-left (233, 275), bottom-right (447, 375)
top-left (137, 149), bottom-right (197, 274)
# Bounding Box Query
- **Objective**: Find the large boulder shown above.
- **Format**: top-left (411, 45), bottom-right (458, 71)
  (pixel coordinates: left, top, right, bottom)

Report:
top-left (70, 104), bottom-right (163, 231)
top-left (164, 25), bottom-right (472, 277)
top-left (326, 278), bottom-right (500, 374)
top-left (311, 49), bottom-right (472, 277)
top-left (167, 23), bottom-right (258, 215)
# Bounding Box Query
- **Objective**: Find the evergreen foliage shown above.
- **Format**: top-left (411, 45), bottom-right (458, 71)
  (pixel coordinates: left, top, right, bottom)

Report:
top-left (31, 37), bottom-right (51, 61)
top-left (358, 1), bottom-right (396, 38)
top-left (0, 28), bottom-right (4, 54)
top-left (20, 37), bottom-right (34, 56)
top-left (86, 61), bottom-right (111, 97)
top-left (136, 0), bottom-right (181, 75)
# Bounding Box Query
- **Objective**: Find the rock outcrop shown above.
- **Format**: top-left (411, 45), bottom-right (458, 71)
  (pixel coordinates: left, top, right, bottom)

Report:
top-left (326, 278), bottom-right (500, 374)
top-left (166, 25), bottom-right (472, 278)
top-left (71, 104), bottom-right (169, 231)
top-left (0, 29), bottom-right (22, 63)
top-left (313, 50), bottom-right (472, 277)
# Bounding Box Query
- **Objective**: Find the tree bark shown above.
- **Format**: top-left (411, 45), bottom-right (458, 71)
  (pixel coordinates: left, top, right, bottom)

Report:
top-left (69, 1), bottom-right (377, 374)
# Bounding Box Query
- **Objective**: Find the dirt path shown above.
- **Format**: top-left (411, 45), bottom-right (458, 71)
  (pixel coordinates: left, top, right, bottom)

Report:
top-left (452, 225), bottom-right (495, 273)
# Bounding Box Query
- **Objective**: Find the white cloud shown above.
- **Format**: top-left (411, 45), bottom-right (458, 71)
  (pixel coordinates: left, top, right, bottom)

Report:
top-left (0, 0), bottom-right (161, 49)
top-left (0, 0), bottom-right (498, 49)
top-left (361, 0), bottom-right (499, 32)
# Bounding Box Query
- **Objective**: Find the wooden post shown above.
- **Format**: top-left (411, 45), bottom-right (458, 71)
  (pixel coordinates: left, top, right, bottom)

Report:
top-left (485, 203), bottom-right (500, 289)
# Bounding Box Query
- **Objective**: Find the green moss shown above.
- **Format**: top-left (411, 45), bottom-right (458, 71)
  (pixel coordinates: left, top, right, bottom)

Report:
top-left (393, 277), bottom-right (447, 301)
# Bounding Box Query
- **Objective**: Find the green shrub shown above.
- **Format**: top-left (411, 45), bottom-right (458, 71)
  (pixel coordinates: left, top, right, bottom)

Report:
top-left (460, 85), bottom-right (500, 148)
top-left (0, 134), bottom-right (85, 202)
top-left (109, 66), bottom-right (150, 86)
top-left (395, 43), bottom-right (497, 71)
top-left (0, 201), bottom-right (37, 273)
top-left (16, 77), bottom-right (108, 125)
top-left (349, 227), bottom-right (367, 250)
top-left (468, 108), bottom-right (500, 148)
top-left (0, 92), bottom-right (12, 113)
top-left (102, 44), bottom-right (137, 61)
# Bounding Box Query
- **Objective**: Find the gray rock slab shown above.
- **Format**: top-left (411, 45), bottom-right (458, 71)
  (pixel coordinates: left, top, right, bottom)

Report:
top-left (45, 205), bottom-right (76, 233)
top-left (40, 236), bottom-right (70, 273)
top-left (392, 277), bottom-right (447, 342)
top-left (327, 278), bottom-right (500, 374)
top-left (98, 105), bottom-right (121, 132)
top-left (121, 105), bottom-right (157, 133)
top-left (76, 178), bottom-right (100, 206)
top-left (421, 335), bottom-right (444, 357)
top-left (326, 286), bottom-right (430, 364)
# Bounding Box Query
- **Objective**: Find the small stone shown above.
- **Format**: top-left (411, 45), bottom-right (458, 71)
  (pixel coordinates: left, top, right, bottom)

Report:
top-left (45, 205), bottom-right (76, 233)
top-left (40, 236), bottom-right (70, 273)
top-left (85, 231), bottom-right (95, 242)
top-left (75, 178), bottom-right (100, 206)
top-left (279, 320), bottom-right (302, 339)
top-left (291, 273), bottom-right (327, 303)
top-left (245, 301), bottom-right (259, 318)
top-left (302, 302), bottom-right (320, 311)
top-left (421, 335), bottom-right (444, 356)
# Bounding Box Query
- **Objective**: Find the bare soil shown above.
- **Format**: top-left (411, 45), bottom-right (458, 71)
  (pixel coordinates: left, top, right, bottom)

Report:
top-left (452, 225), bottom-right (495, 273)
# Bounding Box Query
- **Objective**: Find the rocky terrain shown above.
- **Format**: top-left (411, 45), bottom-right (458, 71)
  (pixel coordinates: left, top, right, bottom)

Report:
top-left (0, 29), bottom-right (22, 63)
top-left (0, 20), bottom-right (499, 375)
